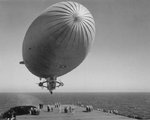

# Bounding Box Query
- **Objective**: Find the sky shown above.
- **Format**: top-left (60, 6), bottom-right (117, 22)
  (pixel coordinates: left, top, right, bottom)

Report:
top-left (0, 0), bottom-right (150, 92)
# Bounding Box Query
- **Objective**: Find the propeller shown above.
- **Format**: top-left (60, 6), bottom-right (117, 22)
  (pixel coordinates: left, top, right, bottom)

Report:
top-left (56, 79), bottom-right (64, 87)
top-left (36, 82), bottom-right (44, 89)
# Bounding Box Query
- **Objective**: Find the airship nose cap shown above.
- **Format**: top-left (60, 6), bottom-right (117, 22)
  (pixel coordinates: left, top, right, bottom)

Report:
top-left (73, 13), bottom-right (82, 22)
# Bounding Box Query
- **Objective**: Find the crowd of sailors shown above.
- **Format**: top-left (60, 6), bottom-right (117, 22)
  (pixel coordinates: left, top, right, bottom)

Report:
top-left (77, 102), bottom-right (119, 115)
top-left (4, 110), bottom-right (16, 120)
top-left (45, 103), bottom-right (75, 113)
top-left (64, 106), bottom-right (75, 113)
top-left (2, 102), bottom-right (121, 120)
top-left (97, 108), bottom-right (119, 114)
top-left (44, 103), bottom-right (142, 119)
top-left (85, 105), bottom-right (93, 112)
top-left (35, 102), bottom-right (120, 115)
top-left (29, 107), bottom-right (39, 115)
top-left (1, 102), bottom-right (144, 120)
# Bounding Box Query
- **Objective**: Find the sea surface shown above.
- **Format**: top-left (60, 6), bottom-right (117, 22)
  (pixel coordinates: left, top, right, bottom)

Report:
top-left (0, 92), bottom-right (150, 119)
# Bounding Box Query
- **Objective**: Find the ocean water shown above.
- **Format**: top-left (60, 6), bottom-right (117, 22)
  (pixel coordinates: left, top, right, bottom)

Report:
top-left (0, 92), bottom-right (150, 119)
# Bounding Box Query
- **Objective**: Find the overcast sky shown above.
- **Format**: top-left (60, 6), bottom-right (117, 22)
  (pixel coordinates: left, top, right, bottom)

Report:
top-left (0, 0), bottom-right (150, 92)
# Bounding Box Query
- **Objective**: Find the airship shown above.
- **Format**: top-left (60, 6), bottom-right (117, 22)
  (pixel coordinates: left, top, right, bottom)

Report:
top-left (20, 1), bottom-right (95, 94)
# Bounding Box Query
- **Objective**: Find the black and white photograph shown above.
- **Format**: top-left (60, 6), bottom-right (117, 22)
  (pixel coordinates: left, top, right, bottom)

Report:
top-left (0, 0), bottom-right (150, 119)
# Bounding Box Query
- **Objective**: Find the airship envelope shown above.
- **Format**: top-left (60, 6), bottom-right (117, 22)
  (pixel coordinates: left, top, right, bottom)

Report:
top-left (23, 1), bottom-right (95, 78)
